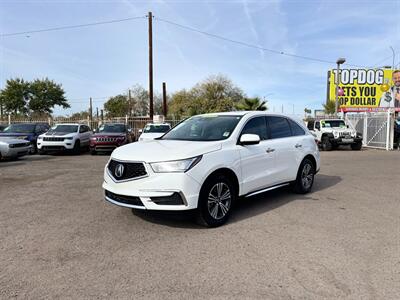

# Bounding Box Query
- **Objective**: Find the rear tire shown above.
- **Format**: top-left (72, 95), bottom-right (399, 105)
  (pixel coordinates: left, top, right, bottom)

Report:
top-left (351, 142), bottom-right (362, 150)
top-left (197, 174), bottom-right (236, 227)
top-left (321, 136), bottom-right (332, 151)
top-left (292, 158), bottom-right (315, 194)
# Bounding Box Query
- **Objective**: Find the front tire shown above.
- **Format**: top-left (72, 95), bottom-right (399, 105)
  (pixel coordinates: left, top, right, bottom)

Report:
top-left (293, 158), bottom-right (315, 194)
top-left (351, 142), bottom-right (362, 150)
top-left (73, 140), bottom-right (81, 155)
top-left (197, 174), bottom-right (236, 227)
top-left (38, 149), bottom-right (47, 155)
top-left (321, 136), bottom-right (332, 151)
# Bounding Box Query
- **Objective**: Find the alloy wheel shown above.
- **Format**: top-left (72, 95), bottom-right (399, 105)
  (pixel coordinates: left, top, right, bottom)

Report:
top-left (207, 182), bottom-right (231, 220)
top-left (301, 163), bottom-right (314, 189)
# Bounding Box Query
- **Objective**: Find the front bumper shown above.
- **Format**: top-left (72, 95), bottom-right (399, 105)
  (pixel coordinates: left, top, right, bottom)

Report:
top-left (90, 141), bottom-right (123, 152)
top-left (102, 164), bottom-right (201, 211)
top-left (329, 136), bottom-right (362, 145)
top-left (37, 140), bottom-right (75, 151)
top-left (2, 146), bottom-right (30, 158)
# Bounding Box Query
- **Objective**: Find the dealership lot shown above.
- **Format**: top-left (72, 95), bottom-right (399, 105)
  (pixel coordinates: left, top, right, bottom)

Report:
top-left (0, 150), bottom-right (399, 299)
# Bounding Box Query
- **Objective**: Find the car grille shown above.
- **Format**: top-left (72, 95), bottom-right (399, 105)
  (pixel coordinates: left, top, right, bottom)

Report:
top-left (43, 137), bottom-right (65, 141)
top-left (107, 159), bottom-right (147, 181)
top-left (9, 142), bottom-right (30, 148)
top-left (96, 137), bottom-right (119, 142)
top-left (105, 190), bottom-right (144, 207)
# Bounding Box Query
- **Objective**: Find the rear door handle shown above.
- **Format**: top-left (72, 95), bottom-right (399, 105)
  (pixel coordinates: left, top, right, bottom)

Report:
top-left (295, 144), bottom-right (302, 148)
top-left (266, 148), bottom-right (275, 153)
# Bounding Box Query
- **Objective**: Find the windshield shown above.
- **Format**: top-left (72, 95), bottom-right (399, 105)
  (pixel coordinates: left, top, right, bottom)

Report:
top-left (48, 125), bottom-right (78, 133)
top-left (3, 124), bottom-right (35, 133)
top-left (98, 124), bottom-right (126, 133)
top-left (143, 124), bottom-right (170, 133)
top-left (162, 115), bottom-right (242, 141)
top-left (321, 120), bottom-right (346, 128)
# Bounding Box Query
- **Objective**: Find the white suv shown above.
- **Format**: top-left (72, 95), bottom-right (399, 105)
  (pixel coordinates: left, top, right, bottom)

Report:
top-left (103, 112), bottom-right (320, 227)
top-left (138, 123), bottom-right (171, 141)
top-left (37, 123), bottom-right (91, 154)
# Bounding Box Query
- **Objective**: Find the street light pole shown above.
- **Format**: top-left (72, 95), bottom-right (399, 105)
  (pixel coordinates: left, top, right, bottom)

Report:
top-left (389, 46), bottom-right (395, 70)
top-left (335, 58), bottom-right (346, 117)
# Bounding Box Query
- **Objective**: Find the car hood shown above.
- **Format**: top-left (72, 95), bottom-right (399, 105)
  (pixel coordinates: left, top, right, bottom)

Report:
top-left (0, 137), bottom-right (30, 144)
top-left (112, 140), bottom-right (222, 162)
top-left (0, 132), bottom-right (34, 139)
top-left (43, 132), bottom-right (76, 137)
top-left (139, 132), bottom-right (166, 140)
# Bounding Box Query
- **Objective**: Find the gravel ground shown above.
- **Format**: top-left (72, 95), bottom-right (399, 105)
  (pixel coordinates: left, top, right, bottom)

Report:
top-left (0, 149), bottom-right (399, 299)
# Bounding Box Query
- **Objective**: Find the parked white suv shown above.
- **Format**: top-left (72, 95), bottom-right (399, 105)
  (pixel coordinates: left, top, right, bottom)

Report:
top-left (307, 119), bottom-right (362, 151)
top-left (37, 123), bottom-right (91, 154)
top-left (103, 112), bottom-right (320, 227)
top-left (138, 123), bottom-right (171, 141)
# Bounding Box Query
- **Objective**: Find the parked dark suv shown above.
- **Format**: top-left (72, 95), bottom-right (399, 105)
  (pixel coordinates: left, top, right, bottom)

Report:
top-left (0, 123), bottom-right (50, 154)
top-left (90, 123), bottom-right (134, 154)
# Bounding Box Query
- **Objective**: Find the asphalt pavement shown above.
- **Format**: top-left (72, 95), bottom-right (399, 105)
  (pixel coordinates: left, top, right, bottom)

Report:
top-left (0, 149), bottom-right (399, 299)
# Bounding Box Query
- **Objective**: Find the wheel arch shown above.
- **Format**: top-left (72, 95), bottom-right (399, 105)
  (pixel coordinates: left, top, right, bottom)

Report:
top-left (302, 154), bottom-right (317, 172)
top-left (201, 167), bottom-right (240, 197)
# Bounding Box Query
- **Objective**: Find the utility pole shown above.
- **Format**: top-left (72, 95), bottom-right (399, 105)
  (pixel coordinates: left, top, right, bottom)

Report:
top-left (96, 107), bottom-right (99, 120)
top-left (89, 97), bottom-right (93, 124)
top-left (128, 89), bottom-right (132, 117)
top-left (148, 11), bottom-right (154, 120)
top-left (335, 58), bottom-right (346, 117)
top-left (162, 82), bottom-right (167, 117)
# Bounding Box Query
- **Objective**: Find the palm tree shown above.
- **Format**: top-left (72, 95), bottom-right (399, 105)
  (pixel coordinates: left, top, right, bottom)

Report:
top-left (235, 97), bottom-right (268, 111)
top-left (323, 100), bottom-right (336, 115)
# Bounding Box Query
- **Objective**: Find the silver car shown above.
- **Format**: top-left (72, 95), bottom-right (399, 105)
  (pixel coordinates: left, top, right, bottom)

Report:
top-left (0, 138), bottom-right (31, 159)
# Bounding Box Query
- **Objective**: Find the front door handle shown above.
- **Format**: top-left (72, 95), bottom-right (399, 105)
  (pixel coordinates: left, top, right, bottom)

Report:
top-left (295, 144), bottom-right (302, 148)
top-left (266, 148), bottom-right (275, 153)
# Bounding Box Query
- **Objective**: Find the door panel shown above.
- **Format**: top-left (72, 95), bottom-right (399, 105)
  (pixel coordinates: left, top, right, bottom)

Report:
top-left (238, 140), bottom-right (276, 195)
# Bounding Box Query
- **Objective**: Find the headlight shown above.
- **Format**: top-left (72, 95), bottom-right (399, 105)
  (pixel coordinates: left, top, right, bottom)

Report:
top-left (150, 156), bottom-right (202, 173)
top-left (64, 137), bottom-right (74, 140)
top-left (37, 136), bottom-right (43, 140)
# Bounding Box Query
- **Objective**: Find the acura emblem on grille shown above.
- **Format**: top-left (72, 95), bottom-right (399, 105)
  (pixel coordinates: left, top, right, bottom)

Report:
top-left (115, 164), bottom-right (124, 178)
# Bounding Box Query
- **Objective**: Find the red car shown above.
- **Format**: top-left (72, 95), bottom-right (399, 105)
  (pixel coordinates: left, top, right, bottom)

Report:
top-left (90, 123), bottom-right (134, 155)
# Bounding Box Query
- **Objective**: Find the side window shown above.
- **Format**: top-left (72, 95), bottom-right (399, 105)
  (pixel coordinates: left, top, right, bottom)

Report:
top-left (315, 121), bottom-right (321, 130)
top-left (240, 117), bottom-right (268, 140)
top-left (85, 125), bottom-right (90, 132)
top-left (288, 119), bottom-right (305, 136)
top-left (307, 121), bottom-right (314, 130)
top-left (79, 126), bottom-right (85, 133)
top-left (267, 116), bottom-right (292, 139)
top-left (35, 124), bottom-right (41, 133)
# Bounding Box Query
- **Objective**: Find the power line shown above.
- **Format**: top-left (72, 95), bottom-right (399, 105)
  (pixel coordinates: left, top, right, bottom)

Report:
top-left (154, 17), bottom-right (367, 68)
top-left (0, 16), bottom-right (146, 37)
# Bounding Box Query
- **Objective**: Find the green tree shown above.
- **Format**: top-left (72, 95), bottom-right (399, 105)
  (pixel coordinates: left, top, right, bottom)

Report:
top-left (104, 94), bottom-right (129, 117)
top-left (70, 111), bottom-right (89, 119)
top-left (29, 78), bottom-right (69, 114)
top-left (235, 97), bottom-right (268, 111)
top-left (0, 78), bottom-right (69, 116)
top-left (323, 100), bottom-right (336, 115)
top-left (0, 78), bottom-right (30, 115)
top-left (130, 84), bottom-right (149, 116)
top-left (169, 75), bottom-right (246, 117)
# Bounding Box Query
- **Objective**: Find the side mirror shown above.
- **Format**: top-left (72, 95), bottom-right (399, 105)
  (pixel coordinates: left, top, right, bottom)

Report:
top-left (239, 134), bottom-right (260, 145)
top-left (128, 128), bottom-right (132, 133)
top-left (138, 129), bottom-right (143, 134)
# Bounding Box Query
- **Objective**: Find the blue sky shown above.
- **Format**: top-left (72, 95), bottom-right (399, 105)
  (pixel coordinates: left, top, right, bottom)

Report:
top-left (1, 0), bottom-right (399, 116)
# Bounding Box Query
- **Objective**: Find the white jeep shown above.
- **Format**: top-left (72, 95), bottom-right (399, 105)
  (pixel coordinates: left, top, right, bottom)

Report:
top-left (307, 119), bottom-right (362, 151)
